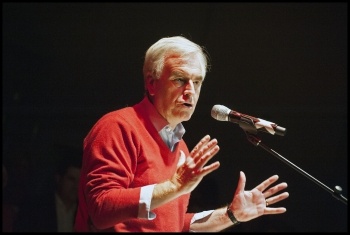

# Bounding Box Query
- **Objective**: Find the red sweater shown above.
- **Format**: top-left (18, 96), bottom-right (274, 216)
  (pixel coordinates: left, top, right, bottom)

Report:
top-left (74, 98), bottom-right (195, 232)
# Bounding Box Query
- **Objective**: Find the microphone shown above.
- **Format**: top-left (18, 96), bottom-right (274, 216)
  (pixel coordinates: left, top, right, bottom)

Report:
top-left (211, 104), bottom-right (286, 136)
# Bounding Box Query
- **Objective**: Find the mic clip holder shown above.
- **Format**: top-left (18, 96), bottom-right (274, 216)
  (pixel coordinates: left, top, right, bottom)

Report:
top-left (238, 116), bottom-right (261, 146)
top-left (237, 114), bottom-right (347, 205)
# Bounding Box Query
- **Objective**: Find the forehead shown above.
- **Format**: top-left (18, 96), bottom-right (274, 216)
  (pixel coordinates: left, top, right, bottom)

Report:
top-left (164, 54), bottom-right (204, 77)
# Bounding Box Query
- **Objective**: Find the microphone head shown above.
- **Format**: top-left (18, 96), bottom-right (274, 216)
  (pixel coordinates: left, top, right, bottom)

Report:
top-left (211, 105), bottom-right (231, 121)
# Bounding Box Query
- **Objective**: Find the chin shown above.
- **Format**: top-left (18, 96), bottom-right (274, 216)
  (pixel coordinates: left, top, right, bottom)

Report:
top-left (181, 114), bottom-right (193, 122)
top-left (172, 109), bottom-right (194, 122)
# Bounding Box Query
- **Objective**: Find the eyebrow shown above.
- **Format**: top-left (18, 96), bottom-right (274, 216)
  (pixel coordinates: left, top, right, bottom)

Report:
top-left (172, 71), bottom-right (203, 81)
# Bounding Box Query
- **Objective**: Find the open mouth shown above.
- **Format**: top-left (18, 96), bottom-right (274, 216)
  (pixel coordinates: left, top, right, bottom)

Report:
top-left (183, 103), bottom-right (193, 107)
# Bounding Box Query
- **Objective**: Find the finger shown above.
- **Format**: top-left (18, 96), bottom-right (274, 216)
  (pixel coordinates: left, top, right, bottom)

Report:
top-left (183, 144), bottom-right (220, 176)
top-left (194, 138), bottom-right (218, 157)
top-left (192, 140), bottom-right (218, 163)
top-left (193, 142), bottom-right (220, 169)
top-left (196, 161), bottom-right (221, 178)
top-left (255, 175), bottom-right (279, 192)
top-left (263, 182), bottom-right (288, 199)
top-left (190, 135), bottom-right (211, 156)
top-left (266, 192), bottom-right (289, 206)
top-left (264, 207), bottom-right (287, 215)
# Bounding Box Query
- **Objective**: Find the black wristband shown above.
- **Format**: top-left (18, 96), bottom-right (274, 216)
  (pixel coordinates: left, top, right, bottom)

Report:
top-left (226, 204), bottom-right (240, 225)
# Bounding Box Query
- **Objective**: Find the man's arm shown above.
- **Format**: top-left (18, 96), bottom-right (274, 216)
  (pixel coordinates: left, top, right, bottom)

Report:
top-left (189, 206), bottom-right (235, 232)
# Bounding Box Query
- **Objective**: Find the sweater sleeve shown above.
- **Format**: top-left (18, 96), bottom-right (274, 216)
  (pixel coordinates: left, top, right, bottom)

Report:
top-left (82, 112), bottom-right (143, 229)
top-left (183, 213), bottom-right (196, 232)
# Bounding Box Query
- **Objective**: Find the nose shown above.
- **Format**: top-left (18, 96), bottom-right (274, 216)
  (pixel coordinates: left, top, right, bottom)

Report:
top-left (183, 80), bottom-right (195, 98)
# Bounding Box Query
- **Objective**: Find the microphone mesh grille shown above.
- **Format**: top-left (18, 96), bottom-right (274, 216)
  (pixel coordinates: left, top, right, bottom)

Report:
top-left (211, 105), bottom-right (230, 121)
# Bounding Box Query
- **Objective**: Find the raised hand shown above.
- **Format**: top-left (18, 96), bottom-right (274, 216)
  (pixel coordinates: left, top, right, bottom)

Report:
top-left (229, 171), bottom-right (289, 222)
top-left (171, 135), bottom-right (221, 194)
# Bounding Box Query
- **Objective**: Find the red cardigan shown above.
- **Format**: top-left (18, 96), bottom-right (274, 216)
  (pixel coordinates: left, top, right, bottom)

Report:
top-left (74, 98), bottom-right (195, 232)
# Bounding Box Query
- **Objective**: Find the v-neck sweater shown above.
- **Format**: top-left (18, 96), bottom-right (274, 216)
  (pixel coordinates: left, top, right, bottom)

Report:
top-left (74, 98), bottom-right (194, 232)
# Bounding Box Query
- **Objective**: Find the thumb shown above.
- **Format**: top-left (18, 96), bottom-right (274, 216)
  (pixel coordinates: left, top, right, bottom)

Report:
top-left (177, 150), bottom-right (186, 167)
top-left (234, 171), bottom-right (246, 195)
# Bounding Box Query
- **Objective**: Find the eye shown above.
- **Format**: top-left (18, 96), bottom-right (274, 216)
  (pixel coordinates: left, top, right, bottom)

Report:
top-left (172, 78), bottom-right (186, 87)
top-left (172, 77), bottom-right (202, 88)
top-left (193, 80), bottom-right (202, 88)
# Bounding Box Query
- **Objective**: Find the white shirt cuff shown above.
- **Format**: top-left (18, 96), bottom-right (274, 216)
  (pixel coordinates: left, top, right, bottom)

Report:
top-left (138, 184), bottom-right (156, 220)
top-left (190, 210), bottom-right (214, 224)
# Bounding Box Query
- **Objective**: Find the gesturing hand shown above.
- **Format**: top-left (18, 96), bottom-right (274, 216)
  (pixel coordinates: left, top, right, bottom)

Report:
top-left (172, 135), bottom-right (221, 195)
top-left (230, 171), bottom-right (289, 222)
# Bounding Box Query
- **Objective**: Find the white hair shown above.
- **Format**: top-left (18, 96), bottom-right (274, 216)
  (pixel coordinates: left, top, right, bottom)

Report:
top-left (143, 36), bottom-right (210, 85)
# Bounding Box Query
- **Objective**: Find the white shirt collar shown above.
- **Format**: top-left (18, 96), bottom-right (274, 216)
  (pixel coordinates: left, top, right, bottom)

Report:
top-left (141, 97), bottom-right (185, 150)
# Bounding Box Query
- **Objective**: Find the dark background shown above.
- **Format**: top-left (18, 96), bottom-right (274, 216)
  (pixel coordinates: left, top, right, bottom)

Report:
top-left (3, 2), bottom-right (347, 232)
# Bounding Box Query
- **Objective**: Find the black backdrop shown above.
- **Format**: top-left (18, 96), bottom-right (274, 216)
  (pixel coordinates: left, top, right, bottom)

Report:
top-left (3, 3), bottom-right (347, 232)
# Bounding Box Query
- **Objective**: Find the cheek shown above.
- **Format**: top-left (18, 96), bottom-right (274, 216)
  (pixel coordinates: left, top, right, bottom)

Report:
top-left (156, 89), bottom-right (172, 101)
top-left (193, 90), bottom-right (201, 101)
top-left (196, 89), bottom-right (201, 97)
top-left (162, 87), bottom-right (180, 99)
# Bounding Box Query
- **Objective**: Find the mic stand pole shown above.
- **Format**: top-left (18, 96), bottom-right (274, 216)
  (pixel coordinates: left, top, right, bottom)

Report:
top-left (238, 117), bottom-right (347, 205)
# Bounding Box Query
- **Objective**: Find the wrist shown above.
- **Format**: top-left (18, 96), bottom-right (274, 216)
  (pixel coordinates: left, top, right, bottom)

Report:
top-left (226, 203), bottom-right (240, 226)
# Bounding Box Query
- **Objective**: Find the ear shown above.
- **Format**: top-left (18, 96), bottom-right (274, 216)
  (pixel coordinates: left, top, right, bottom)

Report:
top-left (146, 75), bottom-right (156, 96)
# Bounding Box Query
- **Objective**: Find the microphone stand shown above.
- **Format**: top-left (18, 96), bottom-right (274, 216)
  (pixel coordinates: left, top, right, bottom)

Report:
top-left (238, 116), bottom-right (347, 205)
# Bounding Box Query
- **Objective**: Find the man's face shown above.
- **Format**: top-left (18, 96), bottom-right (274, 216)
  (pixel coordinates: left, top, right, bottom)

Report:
top-left (148, 54), bottom-right (204, 129)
